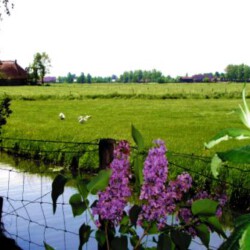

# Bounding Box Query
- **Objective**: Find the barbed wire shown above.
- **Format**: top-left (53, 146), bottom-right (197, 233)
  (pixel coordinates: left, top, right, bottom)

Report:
top-left (1, 137), bottom-right (99, 146)
top-left (169, 160), bottom-right (250, 192)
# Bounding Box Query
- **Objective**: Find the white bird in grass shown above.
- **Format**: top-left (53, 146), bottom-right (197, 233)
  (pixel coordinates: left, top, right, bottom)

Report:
top-left (78, 115), bottom-right (91, 123)
top-left (59, 112), bottom-right (65, 120)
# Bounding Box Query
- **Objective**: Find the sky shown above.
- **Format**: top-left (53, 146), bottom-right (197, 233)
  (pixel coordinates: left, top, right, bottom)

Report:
top-left (1, 0), bottom-right (250, 78)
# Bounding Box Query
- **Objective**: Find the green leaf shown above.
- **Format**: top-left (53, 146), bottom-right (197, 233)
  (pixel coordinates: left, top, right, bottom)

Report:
top-left (218, 227), bottom-right (244, 250)
top-left (211, 154), bottom-right (223, 178)
top-left (157, 233), bottom-right (174, 250)
top-left (204, 128), bottom-right (250, 149)
top-left (87, 169), bottom-right (112, 195)
top-left (219, 213), bottom-right (250, 250)
top-left (120, 214), bottom-right (129, 226)
top-left (77, 179), bottom-right (89, 199)
top-left (239, 83), bottom-right (250, 129)
top-left (191, 199), bottom-right (218, 216)
top-left (95, 229), bottom-right (106, 247)
top-left (69, 193), bottom-right (88, 217)
top-left (79, 223), bottom-right (92, 250)
top-left (234, 213), bottom-right (250, 228)
top-left (44, 242), bottom-right (55, 250)
top-left (111, 236), bottom-right (128, 250)
top-left (239, 225), bottom-right (250, 250)
top-left (129, 205), bottom-right (141, 227)
top-left (147, 222), bottom-right (159, 235)
top-left (195, 224), bottom-right (210, 248)
top-left (133, 154), bottom-right (144, 186)
top-left (119, 224), bottom-right (130, 234)
top-left (51, 174), bottom-right (68, 214)
top-left (217, 145), bottom-right (250, 164)
top-left (141, 221), bottom-right (158, 235)
top-left (206, 216), bottom-right (227, 238)
top-left (170, 230), bottom-right (192, 250)
top-left (131, 124), bottom-right (144, 151)
top-left (130, 234), bottom-right (140, 247)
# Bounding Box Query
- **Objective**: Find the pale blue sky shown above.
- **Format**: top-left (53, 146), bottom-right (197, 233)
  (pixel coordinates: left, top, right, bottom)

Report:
top-left (1, 0), bottom-right (250, 77)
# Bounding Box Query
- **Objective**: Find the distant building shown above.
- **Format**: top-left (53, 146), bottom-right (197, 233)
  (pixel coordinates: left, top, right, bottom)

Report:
top-left (0, 60), bottom-right (28, 85)
top-left (180, 73), bottom-right (214, 83)
top-left (43, 76), bottom-right (57, 83)
top-left (179, 76), bottom-right (193, 83)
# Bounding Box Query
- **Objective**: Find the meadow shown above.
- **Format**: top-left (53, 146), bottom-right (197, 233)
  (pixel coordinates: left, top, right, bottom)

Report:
top-left (0, 82), bottom-right (246, 100)
top-left (0, 83), bottom-right (248, 153)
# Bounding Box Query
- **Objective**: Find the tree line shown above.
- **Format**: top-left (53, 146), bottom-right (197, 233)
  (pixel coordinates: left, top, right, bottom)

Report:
top-left (56, 70), bottom-right (177, 84)
top-left (26, 52), bottom-right (250, 84)
top-left (54, 66), bottom-right (250, 84)
top-left (225, 64), bottom-right (250, 82)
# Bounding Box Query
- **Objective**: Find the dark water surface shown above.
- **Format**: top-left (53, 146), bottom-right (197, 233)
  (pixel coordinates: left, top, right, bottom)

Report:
top-left (0, 154), bottom-right (230, 250)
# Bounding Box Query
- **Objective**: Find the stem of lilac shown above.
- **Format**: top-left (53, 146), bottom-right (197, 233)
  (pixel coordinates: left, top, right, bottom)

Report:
top-left (86, 200), bottom-right (95, 225)
top-left (134, 223), bottom-right (151, 250)
top-left (105, 222), bottom-right (110, 250)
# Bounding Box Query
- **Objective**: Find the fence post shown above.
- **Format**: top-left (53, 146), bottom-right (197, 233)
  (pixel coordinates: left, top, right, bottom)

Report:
top-left (99, 139), bottom-right (116, 169)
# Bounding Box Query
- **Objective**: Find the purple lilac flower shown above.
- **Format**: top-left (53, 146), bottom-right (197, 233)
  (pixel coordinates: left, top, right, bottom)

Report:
top-left (92, 140), bottom-right (131, 226)
top-left (167, 173), bottom-right (192, 201)
top-left (138, 140), bottom-right (192, 229)
top-left (178, 208), bottom-right (192, 224)
top-left (138, 139), bottom-right (168, 228)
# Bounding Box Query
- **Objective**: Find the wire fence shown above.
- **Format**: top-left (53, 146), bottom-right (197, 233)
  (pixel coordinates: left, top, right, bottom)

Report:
top-left (0, 137), bottom-right (250, 249)
top-left (0, 164), bottom-right (98, 250)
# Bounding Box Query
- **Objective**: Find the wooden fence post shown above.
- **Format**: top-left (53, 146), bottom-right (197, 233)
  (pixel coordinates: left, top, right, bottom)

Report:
top-left (99, 138), bottom-right (116, 169)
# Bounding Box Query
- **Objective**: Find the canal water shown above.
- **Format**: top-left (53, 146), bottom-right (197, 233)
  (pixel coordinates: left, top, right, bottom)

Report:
top-left (0, 154), bottom-right (229, 250)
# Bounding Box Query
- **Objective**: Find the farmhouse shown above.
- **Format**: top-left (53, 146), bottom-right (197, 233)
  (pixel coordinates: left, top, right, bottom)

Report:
top-left (180, 73), bottom-right (214, 83)
top-left (0, 60), bottom-right (28, 85)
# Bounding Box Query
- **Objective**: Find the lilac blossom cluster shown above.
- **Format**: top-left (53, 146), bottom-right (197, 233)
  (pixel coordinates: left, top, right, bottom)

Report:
top-left (138, 140), bottom-right (192, 229)
top-left (92, 140), bottom-right (131, 226)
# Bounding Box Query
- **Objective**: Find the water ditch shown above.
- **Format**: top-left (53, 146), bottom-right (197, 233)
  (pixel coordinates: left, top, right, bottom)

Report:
top-left (0, 153), bottom-right (231, 250)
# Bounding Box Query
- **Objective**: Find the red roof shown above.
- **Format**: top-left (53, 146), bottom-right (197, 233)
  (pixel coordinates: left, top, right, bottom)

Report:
top-left (0, 60), bottom-right (27, 80)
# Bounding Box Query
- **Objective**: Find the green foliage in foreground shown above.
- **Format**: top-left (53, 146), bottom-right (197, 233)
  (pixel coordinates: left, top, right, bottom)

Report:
top-left (206, 84), bottom-right (250, 250)
top-left (49, 128), bottom-right (227, 250)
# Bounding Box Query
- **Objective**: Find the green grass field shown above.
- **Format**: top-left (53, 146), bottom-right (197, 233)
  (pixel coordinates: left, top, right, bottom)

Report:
top-left (0, 83), bottom-right (248, 155)
top-left (0, 82), bottom-right (247, 100)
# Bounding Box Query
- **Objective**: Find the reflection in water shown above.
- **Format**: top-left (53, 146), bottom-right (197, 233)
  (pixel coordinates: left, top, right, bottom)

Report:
top-left (0, 156), bottom-right (230, 250)
top-left (0, 161), bottom-right (98, 250)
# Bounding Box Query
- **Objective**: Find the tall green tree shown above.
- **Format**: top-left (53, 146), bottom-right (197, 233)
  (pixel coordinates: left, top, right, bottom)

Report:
top-left (225, 64), bottom-right (237, 81)
top-left (86, 73), bottom-right (92, 84)
top-left (29, 52), bottom-right (51, 84)
top-left (77, 72), bottom-right (85, 83)
top-left (66, 72), bottom-right (75, 83)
